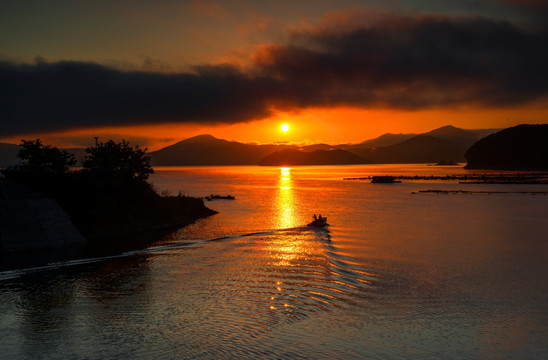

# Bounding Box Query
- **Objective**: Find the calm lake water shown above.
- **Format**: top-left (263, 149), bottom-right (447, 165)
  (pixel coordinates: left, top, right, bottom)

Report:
top-left (1, 165), bottom-right (547, 359)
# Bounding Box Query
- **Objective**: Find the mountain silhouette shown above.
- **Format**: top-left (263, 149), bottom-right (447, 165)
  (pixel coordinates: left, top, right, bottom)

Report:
top-left (351, 133), bottom-right (416, 149)
top-left (347, 125), bottom-right (496, 163)
top-left (423, 125), bottom-right (487, 147)
top-left (149, 134), bottom-right (294, 165)
top-left (350, 135), bottom-right (467, 163)
top-left (299, 143), bottom-right (347, 152)
top-left (148, 126), bottom-right (493, 165)
top-left (258, 149), bottom-right (370, 166)
top-left (465, 124), bottom-right (548, 170)
top-left (0, 125), bottom-right (499, 167)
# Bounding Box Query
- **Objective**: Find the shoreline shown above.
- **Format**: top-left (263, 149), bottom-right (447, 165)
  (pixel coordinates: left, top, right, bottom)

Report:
top-left (0, 178), bottom-right (217, 270)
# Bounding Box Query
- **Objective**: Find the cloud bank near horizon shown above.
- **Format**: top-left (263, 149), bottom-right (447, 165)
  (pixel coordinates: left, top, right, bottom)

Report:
top-left (2, 13), bottom-right (547, 136)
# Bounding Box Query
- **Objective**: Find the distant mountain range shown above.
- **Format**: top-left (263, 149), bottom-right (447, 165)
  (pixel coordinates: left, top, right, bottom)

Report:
top-left (353, 133), bottom-right (416, 149)
top-left (348, 135), bottom-right (466, 164)
top-left (149, 125), bottom-right (495, 166)
top-left (0, 125), bottom-right (498, 168)
top-left (149, 134), bottom-right (295, 166)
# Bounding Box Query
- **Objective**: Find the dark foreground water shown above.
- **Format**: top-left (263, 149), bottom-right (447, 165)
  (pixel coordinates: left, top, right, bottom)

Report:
top-left (1, 165), bottom-right (547, 359)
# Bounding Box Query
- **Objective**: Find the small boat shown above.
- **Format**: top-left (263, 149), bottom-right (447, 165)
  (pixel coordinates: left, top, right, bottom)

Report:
top-left (205, 194), bottom-right (235, 201)
top-left (371, 176), bottom-right (401, 183)
top-left (307, 216), bottom-right (328, 227)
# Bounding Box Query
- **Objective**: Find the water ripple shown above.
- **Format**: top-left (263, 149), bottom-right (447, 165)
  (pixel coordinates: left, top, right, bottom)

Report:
top-left (0, 225), bottom-right (385, 359)
top-left (178, 226), bottom-right (386, 331)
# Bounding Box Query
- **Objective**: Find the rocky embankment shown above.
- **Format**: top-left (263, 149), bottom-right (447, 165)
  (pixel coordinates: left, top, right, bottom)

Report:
top-left (0, 180), bottom-right (87, 252)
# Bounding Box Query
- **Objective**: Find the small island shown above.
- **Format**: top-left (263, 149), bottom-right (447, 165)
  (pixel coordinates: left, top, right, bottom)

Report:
top-left (0, 139), bottom-right (216, 255)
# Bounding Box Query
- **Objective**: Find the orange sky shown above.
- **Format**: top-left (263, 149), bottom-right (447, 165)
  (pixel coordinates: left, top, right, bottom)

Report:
top-left (3, 104), bottom-right (547, 151)
top-left (1, 1), bottom-right (547, 150)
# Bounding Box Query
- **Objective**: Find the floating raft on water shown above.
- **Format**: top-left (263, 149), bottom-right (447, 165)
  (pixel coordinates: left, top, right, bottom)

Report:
top-left (414, 190), bottom-right (548, 195)
top-left (344, 173), bottom-right (548, 184)
top-left (204, 194), bottom-right (235, 201)
top-left (371, 176), bottom-right (401, 183)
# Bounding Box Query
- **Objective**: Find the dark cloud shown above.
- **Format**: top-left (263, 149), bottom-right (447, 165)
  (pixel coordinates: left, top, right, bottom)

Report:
top-left (489, 0), bottom-right (548, 11)
top-left (1, 13), bottom-right (547, 136)
top-left (1, 60), bottom-right (282, 136)
top-left (257, 14), bottom-right (548, 108)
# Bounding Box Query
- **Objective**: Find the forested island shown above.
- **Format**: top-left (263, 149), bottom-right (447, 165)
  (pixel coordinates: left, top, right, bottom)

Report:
top-left (0, 139), bottom-right (216, 254)
top-left (465, 124), bottom-right (548, 170)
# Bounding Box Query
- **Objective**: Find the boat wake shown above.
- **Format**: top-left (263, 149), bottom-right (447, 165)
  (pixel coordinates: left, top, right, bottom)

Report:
top-left (0, 226), bottom-right (329, 281)
top-left (0, 222), bottom-right (385, 359)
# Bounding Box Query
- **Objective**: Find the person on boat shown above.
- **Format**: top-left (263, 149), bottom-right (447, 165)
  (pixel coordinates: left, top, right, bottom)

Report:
top-left (313, 214), bottom-right (317, 220)
top-left (318, 214), bottom-right (322, 220)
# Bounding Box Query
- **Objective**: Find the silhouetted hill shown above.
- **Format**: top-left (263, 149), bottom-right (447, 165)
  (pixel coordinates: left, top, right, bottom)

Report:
top-left (144, 125), bottom-right (496, 166)
top-left (258, 149), bottom-right (369, 166)
top-left (149, 134), bottom-right (294, 165)
top-left (352, 133), bottom-right (416, 149)
top-left (299, 143), bottom-right (347, 152)
top-left (350, 135), bottom-right (466, 163)
top-left (0, 143), bottom-right (19, 168)
top-left (465, 124), bottom-right (548, 170)
top-left (469, 128), bottom-right (500, 136)
top-left (346, 125), bottom-right (497, 163)
top-left (1, 125), bottom-right (496, 168)
top-left (424, 125), bottom-right (488, 147)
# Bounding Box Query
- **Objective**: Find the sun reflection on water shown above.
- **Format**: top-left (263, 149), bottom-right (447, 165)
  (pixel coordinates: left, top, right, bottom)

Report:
top-left (280, 167), bottom-right (291, 182)
top-left (264, 167), bottom-right (341, 313)
top-left (275, 167), bottom-right (298, 228)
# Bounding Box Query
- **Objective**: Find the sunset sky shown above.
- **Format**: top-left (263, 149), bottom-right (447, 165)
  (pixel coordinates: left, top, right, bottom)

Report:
top-left (1, 0), bottom-right (547, 150)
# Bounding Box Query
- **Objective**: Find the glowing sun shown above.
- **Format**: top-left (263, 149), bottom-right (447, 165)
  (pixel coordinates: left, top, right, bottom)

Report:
top-left (281, 123), bottom-right (290, 132)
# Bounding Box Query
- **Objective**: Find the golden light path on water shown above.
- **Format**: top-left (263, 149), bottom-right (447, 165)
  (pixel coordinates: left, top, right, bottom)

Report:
top-left (1, 165), bottom-right (547, 359)
top-left (270, 167), bottom-right (300, 269)
top-left (275, 167), bottom-right (297, 229)
top-left (266, 167), bottom-right (329, 311)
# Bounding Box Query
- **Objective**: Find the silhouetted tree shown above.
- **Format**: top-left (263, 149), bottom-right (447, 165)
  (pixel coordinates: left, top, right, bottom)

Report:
top-left (1, 138), bottom-right (214, 247)
top-left (16, 139), bottom-right (76, 174)
top-left (83, 139), bottom-right (154, 181)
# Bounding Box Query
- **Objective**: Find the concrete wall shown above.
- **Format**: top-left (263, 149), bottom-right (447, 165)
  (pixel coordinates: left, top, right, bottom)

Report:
top-left (0, 181), bottom-right (87, 252)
